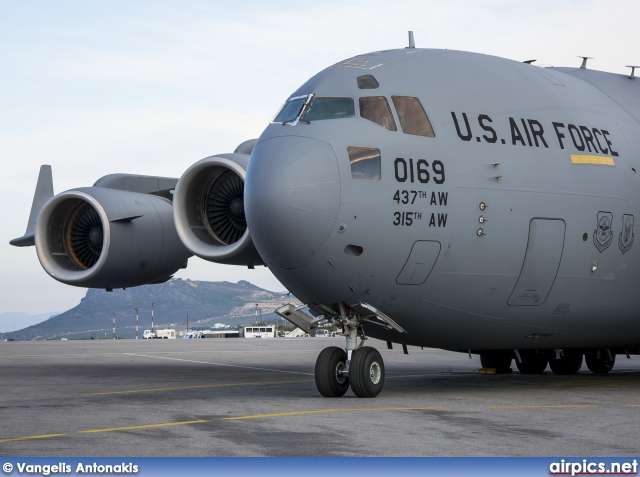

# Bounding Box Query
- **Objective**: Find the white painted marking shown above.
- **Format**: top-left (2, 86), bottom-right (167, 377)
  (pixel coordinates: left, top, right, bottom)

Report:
top-left (123, 353), bottom-right (314, 376)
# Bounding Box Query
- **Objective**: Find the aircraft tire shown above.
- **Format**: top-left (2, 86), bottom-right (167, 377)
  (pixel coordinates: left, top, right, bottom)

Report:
top-left (480, 351), bottom-right (512, 373)
top-left (549, 350), bottom-right (583, 375)
top-left (349, 347), bottom-right (385, 398)
top-left (585, 351), bottom-right (615, 374)
top-left (515, 351), bottom-right (548, 374)
top-left (315, 346), bottom-right (350, 397)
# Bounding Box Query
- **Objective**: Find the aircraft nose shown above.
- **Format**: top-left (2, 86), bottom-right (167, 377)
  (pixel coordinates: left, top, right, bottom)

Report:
top-left (245, 135), bottom-right (341, 269)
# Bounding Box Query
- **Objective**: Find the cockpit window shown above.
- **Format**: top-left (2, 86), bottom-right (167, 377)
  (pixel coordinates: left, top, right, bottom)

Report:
top-left (391, 96), bottom-right (436, 137)
top-left (347, 146), bottom-right (381, 181)
top-left (357, 75), bottom-right (379, 89)
top-left (303, 97), bottom-right (355, 121)
top-left (359, 97), bottom-right (397, 131)
top-left (273, 95), bottom-right (309, 124)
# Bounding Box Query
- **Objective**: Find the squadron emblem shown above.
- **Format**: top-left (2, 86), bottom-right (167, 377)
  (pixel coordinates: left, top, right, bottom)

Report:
top-left (618, 214), bottom-right (635, 254)
top-left (593, 211), bottom-right (613, 253)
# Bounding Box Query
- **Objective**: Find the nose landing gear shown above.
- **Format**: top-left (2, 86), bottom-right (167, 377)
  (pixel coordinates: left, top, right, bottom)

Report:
top-left (314, 303), bottom-right (388, 398)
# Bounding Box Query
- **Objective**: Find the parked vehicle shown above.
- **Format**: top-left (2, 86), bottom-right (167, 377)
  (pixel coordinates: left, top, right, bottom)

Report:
top-left (143, 329), bottom-right (176, 339)
top-left (243, 326), bottom-right (276, 338)
top-left (156, 329), bottom-right (176, 339)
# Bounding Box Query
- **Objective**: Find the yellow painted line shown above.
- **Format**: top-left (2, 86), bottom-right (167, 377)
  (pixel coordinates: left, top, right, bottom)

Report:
top-left (0, 433), bottom-right (67, 443)
top-left (222, 407), bottom-right (448, 421)
top-left (87, 379), bottom-right (314, 395)
top-left (489, 405), bottom-right (598, 409)
top-left (571, 154), bottom-right (615, 166)
top-left (78, 420), bottom-right (211, 434)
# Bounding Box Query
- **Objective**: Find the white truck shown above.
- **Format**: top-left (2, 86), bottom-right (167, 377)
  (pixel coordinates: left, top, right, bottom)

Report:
top-left (143, 329), bottom-right (177, 339)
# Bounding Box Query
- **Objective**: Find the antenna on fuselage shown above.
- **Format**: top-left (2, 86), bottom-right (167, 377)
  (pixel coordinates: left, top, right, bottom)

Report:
top-left (626, 66), bottom-right (639, 79)
top-left (579, 56), bottom-right (593, 69)
top-left (407, 31), bottom-right (415, 49)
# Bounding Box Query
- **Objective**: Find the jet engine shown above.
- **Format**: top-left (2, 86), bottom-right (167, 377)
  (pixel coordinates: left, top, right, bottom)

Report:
top-left (35, 187), bottom-right (191, 289)
top-left (172, 142), bottom-right (262, 267)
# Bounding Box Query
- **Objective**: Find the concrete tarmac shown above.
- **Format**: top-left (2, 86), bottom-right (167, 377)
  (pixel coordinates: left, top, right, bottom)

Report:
top-left (1, 338), bottom-right (639, 456)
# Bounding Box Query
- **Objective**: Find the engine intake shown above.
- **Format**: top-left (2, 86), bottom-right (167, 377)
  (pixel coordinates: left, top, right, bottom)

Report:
top-left (35, 187), bottom-right (191, 289)
top-left (173, 153), bottom-right (262, 266)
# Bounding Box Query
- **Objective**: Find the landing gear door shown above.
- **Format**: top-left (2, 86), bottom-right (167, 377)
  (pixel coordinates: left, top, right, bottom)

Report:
top-left (508, 219), bottom-right (565, 306)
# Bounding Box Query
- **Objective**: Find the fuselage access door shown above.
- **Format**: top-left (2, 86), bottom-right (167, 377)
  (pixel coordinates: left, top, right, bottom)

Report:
top-left (508, 218), bottom-right (566, 306)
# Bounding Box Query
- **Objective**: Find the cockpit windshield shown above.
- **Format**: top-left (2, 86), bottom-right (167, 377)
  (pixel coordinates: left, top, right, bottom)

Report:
top-left (273, 95), bottom-right (354, 125)
top-left (273, 95), bottom-right (309, 124)
top-left (303, 97), bottom-right (354, 121)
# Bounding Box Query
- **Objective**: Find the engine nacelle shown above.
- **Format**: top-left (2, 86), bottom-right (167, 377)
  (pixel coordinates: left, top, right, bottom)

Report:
top-left (35, 188), bottom-right (191, 289)
top-left (173, 150), bottom-right (263, 266)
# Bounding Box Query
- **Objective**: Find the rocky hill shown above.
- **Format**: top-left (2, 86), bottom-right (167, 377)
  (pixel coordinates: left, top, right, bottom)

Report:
top-left (1, 279), bottom-right (296, 340)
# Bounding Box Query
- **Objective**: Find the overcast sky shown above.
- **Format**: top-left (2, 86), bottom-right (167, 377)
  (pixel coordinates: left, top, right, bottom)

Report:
top-left (1, 0), bottom-right (638, 314)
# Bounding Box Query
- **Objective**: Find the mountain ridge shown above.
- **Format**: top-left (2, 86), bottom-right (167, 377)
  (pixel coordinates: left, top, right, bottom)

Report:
top-left (1, 279), bottom-right (294, 340)
top-left (0, 312), bottom-right (59, 333)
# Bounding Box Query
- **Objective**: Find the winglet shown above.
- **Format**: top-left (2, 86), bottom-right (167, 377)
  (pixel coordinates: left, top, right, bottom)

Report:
top-left (10, 165), bottom-right (54, 247)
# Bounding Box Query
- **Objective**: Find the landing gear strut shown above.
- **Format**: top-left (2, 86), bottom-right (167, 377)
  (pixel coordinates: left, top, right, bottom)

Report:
top-left (314, 303), bottom-right (386, 398)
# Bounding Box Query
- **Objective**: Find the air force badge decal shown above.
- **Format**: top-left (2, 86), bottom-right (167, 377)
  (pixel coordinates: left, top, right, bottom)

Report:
top-left (593, 211), bottom-right (613, 253)
top-left (619, 214), bottom-right (634, 254)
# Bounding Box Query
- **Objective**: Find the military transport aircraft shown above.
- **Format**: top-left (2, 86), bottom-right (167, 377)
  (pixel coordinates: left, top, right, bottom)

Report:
top-left (11, 34), bottom-right (640, 398)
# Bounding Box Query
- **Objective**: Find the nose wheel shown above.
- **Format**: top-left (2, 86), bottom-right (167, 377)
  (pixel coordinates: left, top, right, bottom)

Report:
top-left (315, 346), bottom-right (350, 397)
top-left (315, 346), bottom-right (385, 398)
top-left (349, 347), bottom-right (385, 398)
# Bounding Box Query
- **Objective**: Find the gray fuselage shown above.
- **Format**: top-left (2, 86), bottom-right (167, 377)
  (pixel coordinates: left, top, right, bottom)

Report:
top-left (245, 48), bottom-right (640, 352)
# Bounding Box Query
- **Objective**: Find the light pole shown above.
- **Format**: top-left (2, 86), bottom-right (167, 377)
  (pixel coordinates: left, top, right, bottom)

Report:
top-left (112, 312), bottom-right (116, 340)
top-left (135, 307), bottom-right (139, 340)
top-left (151, 302), bottom-right (155, 333)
